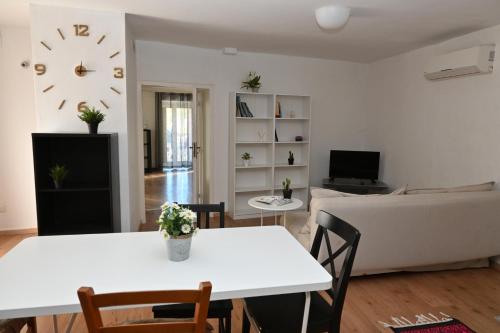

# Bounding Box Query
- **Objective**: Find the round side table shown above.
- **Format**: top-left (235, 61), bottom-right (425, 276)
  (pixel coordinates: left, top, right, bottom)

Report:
top-left (248, 196), bottom-right (303, 227)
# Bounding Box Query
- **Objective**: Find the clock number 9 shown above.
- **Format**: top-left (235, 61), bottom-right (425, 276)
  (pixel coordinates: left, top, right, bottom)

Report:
top-left (114, 67), bottom-right (124, 79)
top-left (34, 64), bottom-right (46, 75)
top-left (78, 101), bottom-right (88, 112)
top-left (73, 24), bottom-right (89, 37)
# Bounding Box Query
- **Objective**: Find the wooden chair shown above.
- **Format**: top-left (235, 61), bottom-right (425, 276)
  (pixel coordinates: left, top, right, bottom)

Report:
top-left (0, 317), bottom-right (36, 333)
top-left (241, 210), bottom-right (361, 333)
top-left (78, 282), bottom-right (212, 333)
top-left (154, 202), bottom-right (233, 333)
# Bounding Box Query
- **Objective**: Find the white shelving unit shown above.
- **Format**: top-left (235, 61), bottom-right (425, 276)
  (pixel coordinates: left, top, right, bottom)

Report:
top-left (228, 92), bottom-right (311, 219)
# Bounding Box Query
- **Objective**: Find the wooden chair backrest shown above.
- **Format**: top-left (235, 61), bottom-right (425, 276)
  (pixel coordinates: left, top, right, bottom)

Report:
top-left (78, 282), bottom-right (212, 333)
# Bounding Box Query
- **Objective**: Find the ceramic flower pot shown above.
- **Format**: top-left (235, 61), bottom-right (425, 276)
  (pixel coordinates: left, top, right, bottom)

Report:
top-left (243, 159), bottom-right (250, 167)
top-left (53, 180), bottom-right (62, 189)
top-left (283, 189), bottom-right (293, 199)
top-left (288, 158), bottom-right (294, 165)
top-left (165, 234), bottom-right (193, 261)
top-left (88, 122), bottom-right (99, 134)
top-left (251, 87), bottom-right (259, 93)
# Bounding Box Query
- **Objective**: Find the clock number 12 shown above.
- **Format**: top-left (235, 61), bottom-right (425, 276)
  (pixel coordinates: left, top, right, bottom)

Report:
top-left (73, 24), bottom-right (89, 37)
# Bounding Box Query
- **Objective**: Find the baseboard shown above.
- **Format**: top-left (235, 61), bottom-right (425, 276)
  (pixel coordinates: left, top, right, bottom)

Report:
top-left (0, 228), bottom-right (38, 236)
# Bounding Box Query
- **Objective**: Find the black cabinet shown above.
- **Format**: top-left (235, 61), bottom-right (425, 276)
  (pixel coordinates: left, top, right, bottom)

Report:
top-left (322, 178), bottom-right (389, 194)
top-left (32, 133), bottom-right (120, 235)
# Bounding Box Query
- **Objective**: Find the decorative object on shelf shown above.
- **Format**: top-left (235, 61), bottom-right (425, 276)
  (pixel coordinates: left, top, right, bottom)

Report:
top-left (257, 130), bottom-right (266, 142)
top-left (78, 106), bottom-right (105, 134)
top-left (241, 71), bottom-right (261, 92)
top-left (282, 178), bottom-right (293, 199)
top-left (288, 151), bottom-right (295, 165)
top-left (295, 135), bottom-right (303, 142)
top-left (157, 202), bottom-right (198, 262)
top-left (275, 101), bottom-right (282, 118)
top-left (49, 164), bottom-right (69, 189)
top-left (241, 152), bottom-right (252, 167)
top-left (236, 95), bottom-right (254, 117)
top-left (275, 129), bottom-right (279, 142)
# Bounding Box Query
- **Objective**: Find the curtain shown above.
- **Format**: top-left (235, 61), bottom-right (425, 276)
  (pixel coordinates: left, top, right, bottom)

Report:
top-left (161, 93), bottom-right (193, 169)
top-left (154, 92), bottom-right (164, 169)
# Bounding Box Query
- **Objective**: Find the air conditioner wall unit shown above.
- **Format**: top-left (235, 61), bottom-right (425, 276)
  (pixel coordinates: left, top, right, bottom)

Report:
top-left (424, 45), bottom-right (495, 80)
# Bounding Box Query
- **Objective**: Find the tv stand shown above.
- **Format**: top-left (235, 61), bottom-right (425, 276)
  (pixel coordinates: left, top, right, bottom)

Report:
top-left (322, 178), bottom-right (388, 194)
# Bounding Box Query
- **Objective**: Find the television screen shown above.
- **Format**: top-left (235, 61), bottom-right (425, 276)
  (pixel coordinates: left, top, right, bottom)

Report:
top-left (329, 150), bottom-right (380, 180)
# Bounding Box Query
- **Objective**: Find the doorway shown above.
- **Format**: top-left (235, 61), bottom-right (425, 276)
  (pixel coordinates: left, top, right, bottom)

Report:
top-left (141, 84), bottom-right (211, 226)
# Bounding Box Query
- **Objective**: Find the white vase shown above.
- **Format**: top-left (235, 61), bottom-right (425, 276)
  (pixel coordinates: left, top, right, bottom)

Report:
top-left (243, 159), bottom-right (249, 167)
top-left (165, 235), bottom-right (193, 261)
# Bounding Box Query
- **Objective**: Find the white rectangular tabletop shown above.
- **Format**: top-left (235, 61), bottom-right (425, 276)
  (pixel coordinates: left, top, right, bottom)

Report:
top-left (0, 226), bottom-right (331, 320)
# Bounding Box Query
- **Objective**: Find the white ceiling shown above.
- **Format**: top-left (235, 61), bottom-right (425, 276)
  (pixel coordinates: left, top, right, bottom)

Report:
top-left (2, 0), bottom-right (500, 63)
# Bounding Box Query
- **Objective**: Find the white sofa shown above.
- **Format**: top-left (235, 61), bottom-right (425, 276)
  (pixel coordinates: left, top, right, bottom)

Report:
top-left (292, 189), bottom-right (500, 275)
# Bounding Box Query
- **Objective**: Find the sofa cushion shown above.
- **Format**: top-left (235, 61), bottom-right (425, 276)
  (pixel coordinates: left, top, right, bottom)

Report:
top-left (405, 181), bottom-right (495, 195)
top-left (310, 186), bottom-right (407, 198)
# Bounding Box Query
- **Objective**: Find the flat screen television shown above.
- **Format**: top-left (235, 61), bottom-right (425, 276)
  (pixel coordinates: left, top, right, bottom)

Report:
top-left (329, 150), bottom-right (380, 181)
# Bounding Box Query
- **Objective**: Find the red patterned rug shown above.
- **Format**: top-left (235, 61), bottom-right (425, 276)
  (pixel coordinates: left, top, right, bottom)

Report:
top-left (379, 313), bottom-right (475, 333)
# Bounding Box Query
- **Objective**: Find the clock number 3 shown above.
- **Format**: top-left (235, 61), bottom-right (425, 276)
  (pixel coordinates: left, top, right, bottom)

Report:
top-left (114, 67), bottom-right (124, 79)
top-left (73, 24), bottom-right (89, 36)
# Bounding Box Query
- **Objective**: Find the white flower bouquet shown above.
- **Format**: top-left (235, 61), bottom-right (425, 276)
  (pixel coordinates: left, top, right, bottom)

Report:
top-left (157, 202), bottom-right (197, 239)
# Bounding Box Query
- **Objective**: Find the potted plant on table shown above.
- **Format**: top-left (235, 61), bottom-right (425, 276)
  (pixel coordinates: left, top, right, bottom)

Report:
top-left (282, 178), bottom-right (293, 199)
top-left (157, 202), bottom-right (198, 261)
top-left (241, 152), bottom-right (252, 167)
top-left (49, 164), bottom-right (69, 189)
top-left (78, 106), bottom-right (106, 134)
top-left (241, 71), bottom-right (262, 92)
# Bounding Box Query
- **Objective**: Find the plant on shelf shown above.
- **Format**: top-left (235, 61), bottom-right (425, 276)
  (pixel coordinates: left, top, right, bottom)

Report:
top-left (241, 152), bottom-right (252, 167)
top-left (241, 71), bottom-right (261, 92)
top-left (157, 202), bottom-right (198, 261)
top-left (49, 164), bottom-right (69, 189)
top-left (78, 106), bottom-right (106, 134)
top-left (288, 151), bottom-right (295, 165)
top-left (282, 177), bottom-right (293, 199)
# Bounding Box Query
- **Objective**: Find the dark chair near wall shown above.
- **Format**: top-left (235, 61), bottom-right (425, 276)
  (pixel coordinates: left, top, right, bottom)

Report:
top-left (153, 202), bottom-right (232, 333)
top-left (0, 317), bottom-right (36, 333)
top-left (241, 210), bottom-right (361, 333)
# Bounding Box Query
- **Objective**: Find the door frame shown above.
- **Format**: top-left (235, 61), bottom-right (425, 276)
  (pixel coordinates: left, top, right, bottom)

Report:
top-left (136, 81), bottom-right (215, 225)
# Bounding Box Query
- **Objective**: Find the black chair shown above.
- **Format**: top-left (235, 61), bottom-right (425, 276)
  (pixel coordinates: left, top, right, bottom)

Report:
top-left (241, 210), bottom-right (361, 333)
top-left (153, 202), bottom-right (232, 333)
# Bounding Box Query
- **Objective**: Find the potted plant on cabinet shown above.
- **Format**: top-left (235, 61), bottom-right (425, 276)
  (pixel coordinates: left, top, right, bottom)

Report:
top-left (241, 152), bottom-right (252, 167)
top-left (49, 164), bottom-right (69, 189)
top-left (157, 202), bottom-right (198, 262)
top-left (288, 151), bottom-right (295, 165)
top-left (282, 177), bottom-right (293, 199)
top-left (78, 106), bottom-right (106, 134)
top-left (241, 71), bottom-right (262, 92)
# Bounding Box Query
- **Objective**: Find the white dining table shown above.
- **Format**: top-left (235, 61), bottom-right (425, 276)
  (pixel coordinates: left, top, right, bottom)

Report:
top-left (0, 226), bottom-right (331, 333)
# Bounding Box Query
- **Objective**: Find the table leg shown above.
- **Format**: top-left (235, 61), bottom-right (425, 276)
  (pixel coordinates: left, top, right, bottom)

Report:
top-left (301, 291), bottom-right (311, 333)
top-left (274, 211), bottom-right (277, 225)
top-left (260, 210), bottom-right (263, 227)
top-left (53, 313), bottom-right (77, 333)
top-left (284, 211), bottom-right (287, 228)
top-left (53, 315), bottom-right (58, 333)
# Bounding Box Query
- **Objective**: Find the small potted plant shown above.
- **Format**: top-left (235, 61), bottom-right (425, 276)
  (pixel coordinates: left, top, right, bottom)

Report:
top-left (78, 106), bottom-right (105, 134)
top-left (288, 151), bottom-right (295, 165)
top-left (157, 202), bottom-right (198, 261)
top-left (49, 164), bottom-right (69, 189)
top-left (241, 152), bottom-right (252, 167)
top-left (241, 71), bottom-right (261, 92)
top-left (282, 177), bottom-right (293, 199)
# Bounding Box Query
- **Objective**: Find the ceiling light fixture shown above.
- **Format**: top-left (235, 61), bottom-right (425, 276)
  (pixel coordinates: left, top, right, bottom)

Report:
top-left (315, 5), bottom-right (351, 30)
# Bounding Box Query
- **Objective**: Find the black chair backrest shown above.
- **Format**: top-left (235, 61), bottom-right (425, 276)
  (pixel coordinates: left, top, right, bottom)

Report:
top-left (310, 210), bottom-right (361, 333)
top-left (178, 202), bottom-right (225, 229)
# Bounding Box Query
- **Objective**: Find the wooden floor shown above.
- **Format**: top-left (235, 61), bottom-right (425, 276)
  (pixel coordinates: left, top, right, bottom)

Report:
top-left (1, 226), bottom-right (500, 333)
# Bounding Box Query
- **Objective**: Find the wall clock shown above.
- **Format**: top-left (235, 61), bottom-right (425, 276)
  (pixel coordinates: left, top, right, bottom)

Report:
top-left (34, 24), bottom-right (125, 112)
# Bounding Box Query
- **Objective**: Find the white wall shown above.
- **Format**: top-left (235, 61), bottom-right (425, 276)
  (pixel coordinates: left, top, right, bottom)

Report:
top-left (0, 26), bottom-right (37, 231)
top-left (30, 5), bottom-right (137, 231)
top-left (136, 41), bottom-right (369, 205)
top-left (366, 24), bottom-right (500, 190)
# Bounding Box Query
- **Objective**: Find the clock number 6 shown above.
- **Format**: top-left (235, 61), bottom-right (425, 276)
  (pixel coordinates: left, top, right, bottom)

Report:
top-left (114, 67), bottom-right (124, 79)
top-left (34, 64), bottom-right (46, 75)
top-left (73, 24), bottom-right (89, 37)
